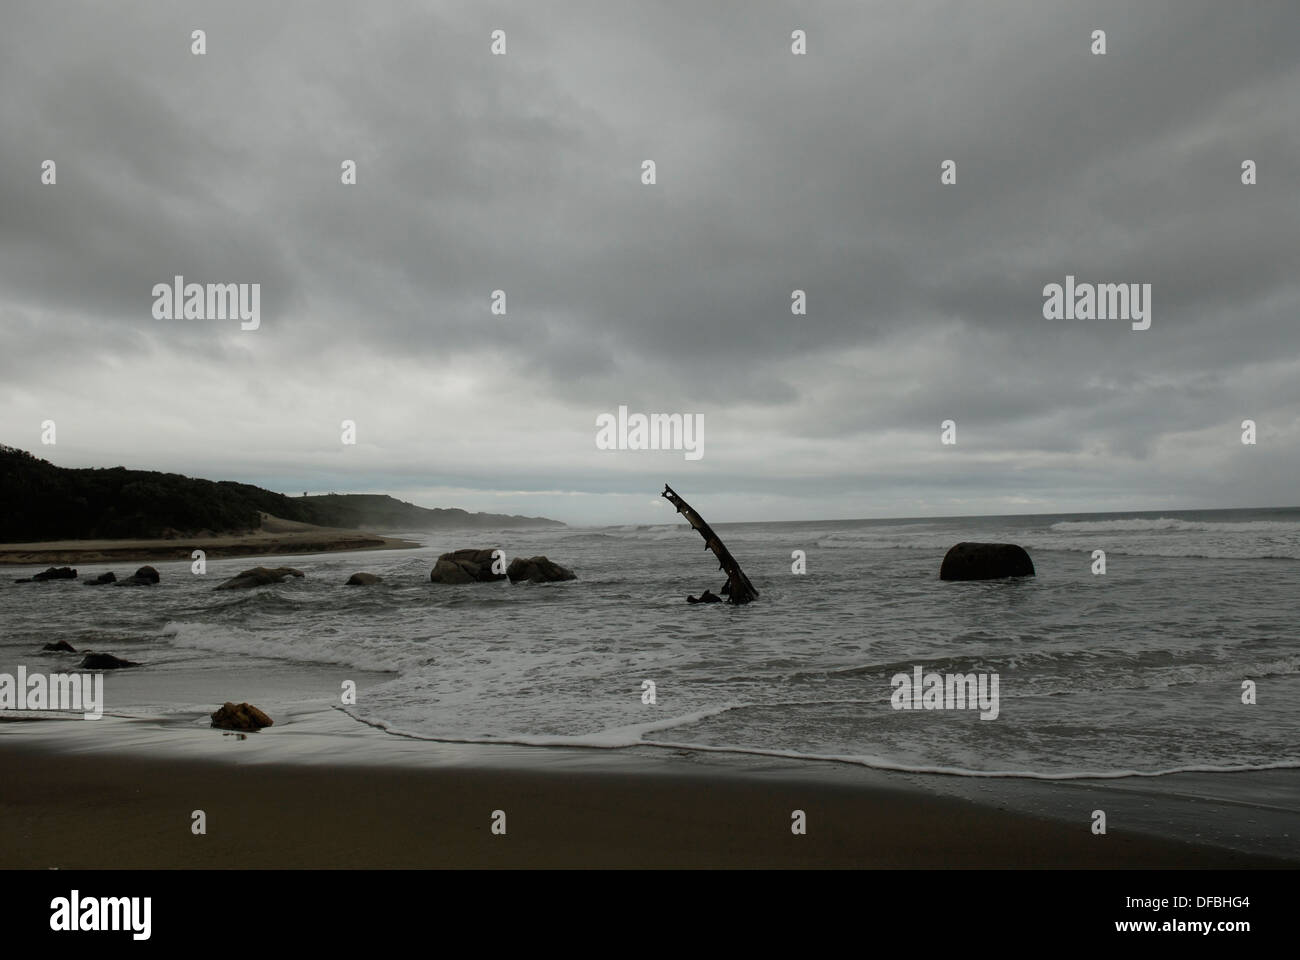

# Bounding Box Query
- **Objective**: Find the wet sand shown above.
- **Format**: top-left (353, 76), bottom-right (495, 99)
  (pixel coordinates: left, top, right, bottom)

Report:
top-left (0, 713), bottom-right (1288, 869)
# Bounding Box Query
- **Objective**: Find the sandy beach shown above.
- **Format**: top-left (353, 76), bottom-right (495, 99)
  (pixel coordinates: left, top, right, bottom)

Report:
top-left (0, 710), bottom-right (1289, 869)
top-left (0, 514), bottom-right (420, 565)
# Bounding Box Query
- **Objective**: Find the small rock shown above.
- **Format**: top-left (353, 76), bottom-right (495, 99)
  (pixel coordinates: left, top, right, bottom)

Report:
top-left (506, 556), bottom-right (577, 584)
top-left (14, 566), bottom-right (78, 583)
top-left (211, 701), bottom-right (274, 732)
top-left (115, 565), bottom-right (160, 586)
top-left (345, 572), bottom-right (383, 586)
top-left (215, 566), bottom-right (305, 590)
top-left (83, 572), bottom-right (117, 586)
top-left (43, 640), bottom-right (77, 652)
top-left (79, 653), bottom-right (138, 669)
top-left (35, 566), bottom-right (78, 581)
top-left (687, 590), bottom-right (723, 604)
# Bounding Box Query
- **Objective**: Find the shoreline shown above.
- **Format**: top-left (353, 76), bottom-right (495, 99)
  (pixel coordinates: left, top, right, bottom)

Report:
top-left (0, 532), bottom-right (422, 566)
top-left (1, 710), bottom-right (1291, 869)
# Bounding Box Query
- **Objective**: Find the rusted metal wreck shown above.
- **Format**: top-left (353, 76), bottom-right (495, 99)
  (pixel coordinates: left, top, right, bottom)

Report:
top-left (661, 484), bottom-right (759, 605)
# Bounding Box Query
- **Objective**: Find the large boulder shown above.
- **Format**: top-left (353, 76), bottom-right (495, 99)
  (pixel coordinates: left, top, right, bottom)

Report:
top-left (940, 542), bottom-right (1035, 581)
top-left (79, 653), bottom-right (138, 669)
top-left (114, 565), bottom-right (160, 586)
top-left (14, 566), bottom-right (78, 583)
top-left (345, 572), bottom-right (383, 586)
top-left (211, 701), bottom-right (274, 732)
top-left (506, 556), bottom-right (576, 584)
top-left (215, 566), bottom-right (305, 590)
top-left (429, 549), bottom-right (506, 584)
top-left (83, 571), bottom-right (117, 586)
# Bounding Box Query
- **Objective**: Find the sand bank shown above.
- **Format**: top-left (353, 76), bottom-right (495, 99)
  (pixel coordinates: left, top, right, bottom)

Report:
top-left (0, 514), bottom-right (419, 565)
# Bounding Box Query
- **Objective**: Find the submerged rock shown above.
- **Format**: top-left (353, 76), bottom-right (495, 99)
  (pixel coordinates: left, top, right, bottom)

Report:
top-left (211, 701), bottom-right (274, 732)
top-left (429, 549), bottom-right (506, 584)
top-left (43, 640), bottom-right (77, 652)
top-left (506, 556), bottom-right (576, 584)
top-left (35, 566), bottom-right (78, 581)
top-left (345, 572), bottom-right (383, 586)
top-left (14, 566), bottom-right (78, 583)
top-left (79, 653), bottom-right (138, 669)
top-left (83, 572), bottom-right (117, 586)
top-left (215, 566), bottom-right (305, 590)
top-left (114, 565), bottom-right (160, 587)
top-left (939, 542), bottom-right (1035, 581)
top-left (687, 590), bottom-right (723, 604)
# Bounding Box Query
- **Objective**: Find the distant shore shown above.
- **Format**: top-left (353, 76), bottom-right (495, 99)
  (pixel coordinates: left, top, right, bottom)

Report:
top-left (0, 514), bottom-right (420, 565)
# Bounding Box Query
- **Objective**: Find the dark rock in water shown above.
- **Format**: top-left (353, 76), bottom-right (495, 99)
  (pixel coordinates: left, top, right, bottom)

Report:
top-left (940, 542), bottom-right (1035, 581)
top-left (43, 640), bottom-right (77, 652)
top-left (211, 701), bottom-right (274, 732)
top-left (115, 565), bottom-right (160, 586)
top-left (36, 566), bottom-right (78, 581)
top-left (687, 590), bottom-right (723, 604)
top-left (215, 566), bottom-right (305, 590)
top-left (15, 566), bottom-right (79, 583)
top-left (345, 572), bottom-right (383, 586)
top-left (429, 549), bottom-right (506, 584)
top-left (79, 653), bottom-right (138, 669)
top-left (83, 572), bottom-right (117, 586)
top-left (506, 556), bottom-right (576, 584)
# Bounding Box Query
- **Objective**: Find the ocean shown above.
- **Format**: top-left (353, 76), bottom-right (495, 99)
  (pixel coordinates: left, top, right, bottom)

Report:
top-left (3, 506), bottom-right (1298, 785)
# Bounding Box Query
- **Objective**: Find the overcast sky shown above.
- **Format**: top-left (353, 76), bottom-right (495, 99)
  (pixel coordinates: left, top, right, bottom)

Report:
top-left (1, 0), bottom-right (1297, 525)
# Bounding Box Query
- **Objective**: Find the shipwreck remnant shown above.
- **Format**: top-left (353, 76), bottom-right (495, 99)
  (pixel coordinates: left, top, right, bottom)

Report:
top-left (662, 484), bottom-right (759, 605)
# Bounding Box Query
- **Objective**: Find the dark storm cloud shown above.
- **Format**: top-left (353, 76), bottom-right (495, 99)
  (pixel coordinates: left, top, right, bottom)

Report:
top-left (0, 0), bottom-right (1296, 522)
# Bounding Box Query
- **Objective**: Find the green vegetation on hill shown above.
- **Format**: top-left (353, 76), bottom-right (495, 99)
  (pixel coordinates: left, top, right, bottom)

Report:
top-left (0, 445), bottom-right (562, 542)
top-left (292, 493), bottom-right (561, 531)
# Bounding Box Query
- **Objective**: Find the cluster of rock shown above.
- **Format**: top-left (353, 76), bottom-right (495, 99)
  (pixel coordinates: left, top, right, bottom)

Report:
top-left (427, 549), bottom-right (576, 584)
top-left (23, 548), bottom-right (576, 741)
top-left (41, 639), bottom-right (138, 669)
top-left (17, 553), bottom-right (577, 591)
top-left (13, 565), bottom-right (160, 586)
top-left (40, 634), bottom-right (271, 730)
top-left (24, 540), bottom-right (1041, 743)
